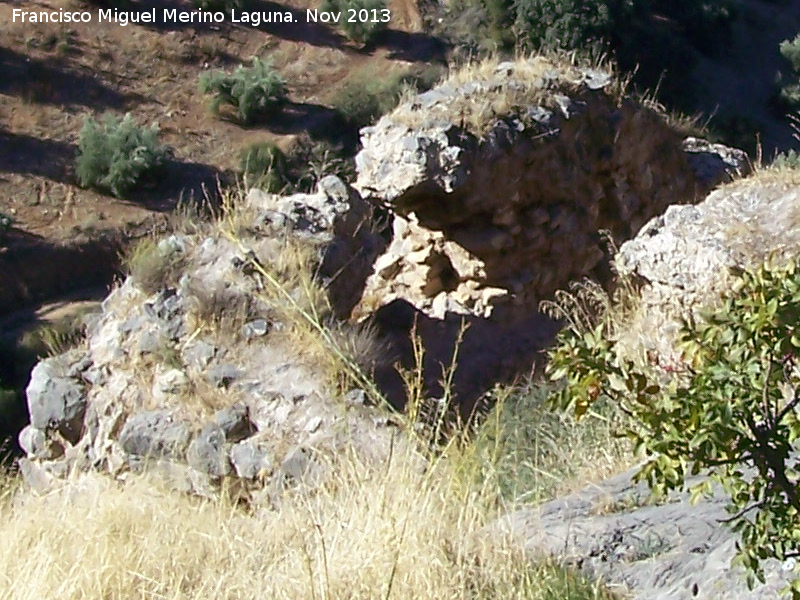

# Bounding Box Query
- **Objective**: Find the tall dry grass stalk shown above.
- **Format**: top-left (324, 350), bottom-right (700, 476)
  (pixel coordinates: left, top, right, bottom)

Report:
top-left (216, 189), bottom-right (390, 409)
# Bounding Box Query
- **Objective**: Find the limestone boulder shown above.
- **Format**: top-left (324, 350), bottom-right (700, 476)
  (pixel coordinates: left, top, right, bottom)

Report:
top-left (615, 177), bottom-right (800, 363)
top-left (25, 352), bottom-right (87, 444)
top-left (492, 467), bottom-right (795, 600)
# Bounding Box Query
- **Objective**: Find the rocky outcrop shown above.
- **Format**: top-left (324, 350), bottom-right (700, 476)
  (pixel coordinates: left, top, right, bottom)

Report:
top-left (682, 136), bottom-right (749, 190)
top-left (18, 177), bottom-right (399, 504)
top-left (353, 58), bottom-right (742, 322)
top-left (615, 175), bottom-right (800, 363)
top-left (492, 467), bottom-right (795, 600)
top-left (342, 57), bottom-right (748, 414)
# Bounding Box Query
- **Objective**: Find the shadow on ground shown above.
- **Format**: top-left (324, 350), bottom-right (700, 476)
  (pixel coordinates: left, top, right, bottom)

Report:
top-left (371, 299), bottom-right (561, 421)
top-left (0, 46), bottom-right (144, 109)
top-left (121, 158), bottom-right (227, 213)
top-left (0, 130), bottom-right (75, 184)
top-left (263, 102), bottom-right (358, 150)
top-left (367, 29), bottom-right (449, 63)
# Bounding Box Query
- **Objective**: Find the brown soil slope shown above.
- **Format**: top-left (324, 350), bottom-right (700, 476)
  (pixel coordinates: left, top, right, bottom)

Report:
top-left (0, 0), bottom-right (444, 312)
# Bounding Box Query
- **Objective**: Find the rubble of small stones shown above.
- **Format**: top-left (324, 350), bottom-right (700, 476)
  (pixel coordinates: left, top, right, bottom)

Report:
top-left (18, 176), bottom-right (398, 504)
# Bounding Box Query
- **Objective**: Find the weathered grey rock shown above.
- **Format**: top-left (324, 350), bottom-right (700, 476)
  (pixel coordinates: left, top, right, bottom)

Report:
top-left (157, 234), bottom-right (189, 256)
top-left (18, 458), bottom-right (54, 494)
top-left (230, 439), bottom-right (273, 480)
top-left (26, 354), bottom-right (87, 443)
top-left (206, 364), bottom-right (241, 388)
top-left (137, 329), bottom-right (163, 354)
top-left (67, 354), bottom-right (92, 378)
top-left (615, 180), bottom-right (800, 363)
top-left (18, 425), bottom-right (60, 459)
top-left (492, 467), bottom-right (796, 599)
top-left (213, 402), bottom-right (255, 442)
top-left (280, 446), bottom-right (312, 482)
top-left (246, 176), bottom-right (385, 318)
top-left (119, 314), bottom-right (149, 335)
top-left (182, 340), bottom-right (216, 368)
top-left (144, 288), bottom-right (184, 340)
top-left (187, 424), bottom-right (230, 478)
top-left (153, 367), bottom-right (189, 400)
top-left (683, 136), bottom-right (750, 191)
top-left (249, 174), bottom-right (360, 239)
top-left (118, 411), bottom-right (189, 460)
top-left (242, 319), bottom-right (269, 339)
top-left (143, 459), bottom-right (216, 499)
top-left (344, 388), bottom-right (368, 407)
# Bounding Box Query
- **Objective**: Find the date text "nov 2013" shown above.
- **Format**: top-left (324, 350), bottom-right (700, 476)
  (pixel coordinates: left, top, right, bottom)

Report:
top-left (306, 8), bottom-right (391, 23)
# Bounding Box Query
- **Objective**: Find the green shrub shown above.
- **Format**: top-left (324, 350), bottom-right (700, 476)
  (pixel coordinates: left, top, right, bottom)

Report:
top-left (319, 0), bottom-right (388, 44)
top-left (437, 0), bottom-right (734, 108)
top-left (199, 57), bottom-right (287, 125)
top-left (240, 142), bottom-right (288, 192)
top-left (290, 140), bottom-right (357, 192)
top-left (512, 0), bottom-right (610, 53)
top-left (330, 77), bottom-right (404, 128)
top-left (779, 34), bottom-right (800, 109)
top-left (782, 34), bottom-right (800, 73)
top-left (76, 113), bottom-right (171, 198)
top-left (772, 149), bottom-right (800, 170)
top-left (547, 260), bottom-right (800, 596)
top-left (240, 139), bottom-right (356, 193)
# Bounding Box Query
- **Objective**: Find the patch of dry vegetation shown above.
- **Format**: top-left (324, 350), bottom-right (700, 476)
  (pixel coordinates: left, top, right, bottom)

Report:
top-left (391, 54), bottom-right (608, 138)
top-left (0, 440), bottom-right (617, 600)
top-left (480, 384), bottom-right (635, 507)
top-left (124, 236), bottom-right (188, 296)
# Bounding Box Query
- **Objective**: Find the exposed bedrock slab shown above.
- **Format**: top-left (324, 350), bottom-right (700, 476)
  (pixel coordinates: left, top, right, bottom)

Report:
top-left (491, 467), bottom-right (795, 600)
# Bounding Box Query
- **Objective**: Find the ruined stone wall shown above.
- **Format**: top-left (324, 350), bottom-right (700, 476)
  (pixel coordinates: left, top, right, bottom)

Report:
top-left (353, 60), bottom-right (738, 322)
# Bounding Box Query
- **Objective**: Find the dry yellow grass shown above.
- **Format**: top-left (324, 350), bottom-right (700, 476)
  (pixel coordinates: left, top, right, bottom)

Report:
top-left (391, 54), bottom-right (613, 138)
top-left (0, 443), bottom-right (616, 600)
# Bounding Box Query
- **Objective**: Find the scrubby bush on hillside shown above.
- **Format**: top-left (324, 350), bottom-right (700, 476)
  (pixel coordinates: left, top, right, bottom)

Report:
top-left (291, 140), bottom-right (357, 192)
top-left (435, 0), bottom-right (736, 107)
top-left (330, 64), bottom-right (442, 128)
top-left (512, 0), bottom-right (610, 54)
top-left (76, 113), bottom-right (171, 198)
top-left (199, 58), bottom-right (287, 125)
top-left (547, 260), bottom-right (800, 596)
top-left (778, 33), bottom-right (800, 109)
top-left (772, 148), bottom-right (800, 170)
top-left (239, 139), bottom-right (356, 193)
top-left (319, 0), bottom-right (388, 44)
top-left (330, 71), bottom-right (409, 128)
